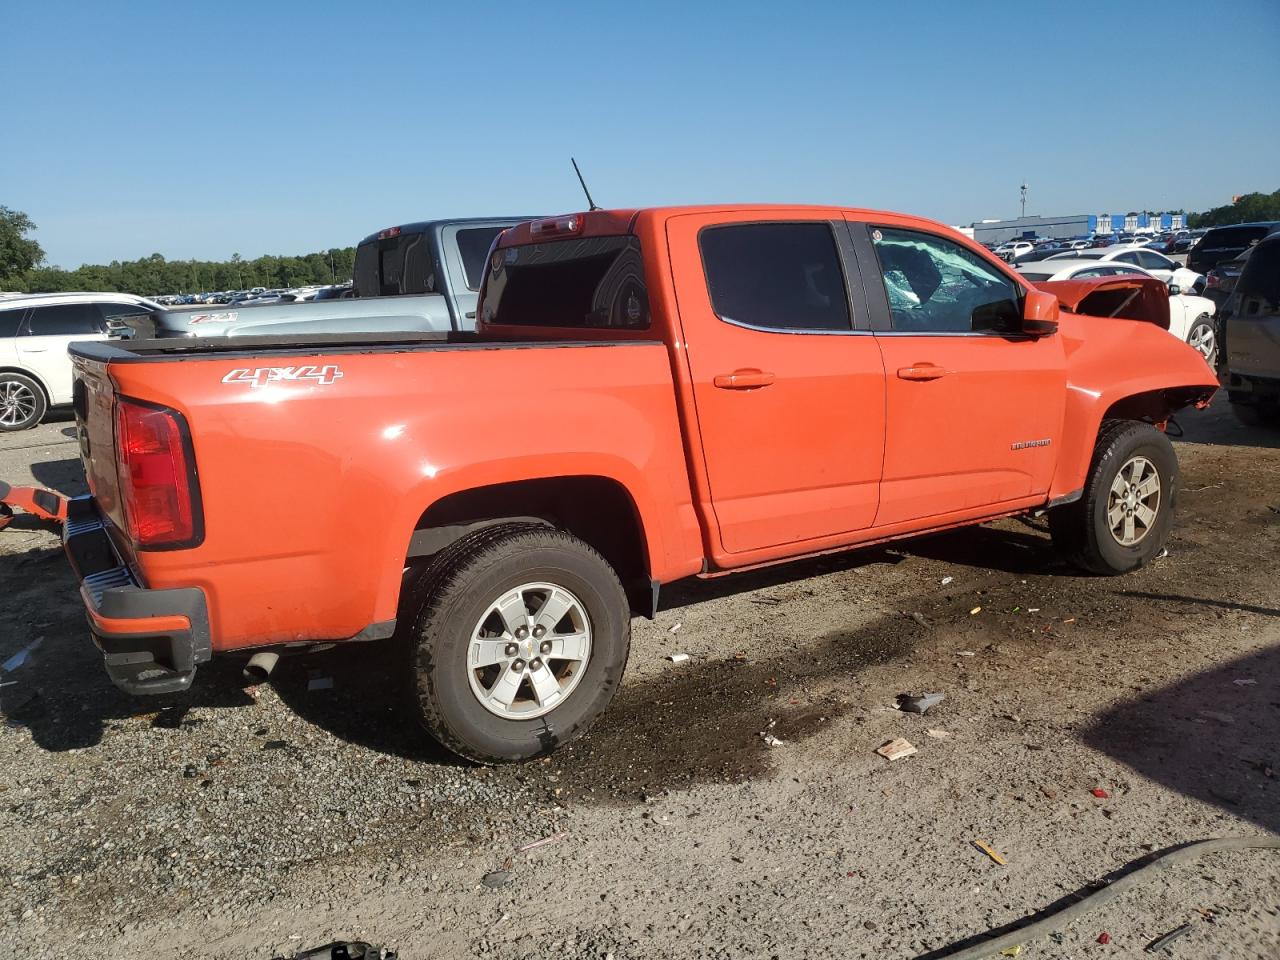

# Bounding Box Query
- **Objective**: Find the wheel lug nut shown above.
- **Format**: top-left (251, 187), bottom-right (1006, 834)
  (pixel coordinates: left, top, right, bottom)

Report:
top-left (530, 658), bottom-right (542, 671)
top-left (512, 659), bottom-right (526, 672)
top-left (539, 640), bottom-right (553, 655)
top-left (515, 626), bottom-right (529, 640)
top-left (533, 625), bottom-right (546, 639)
top-left (504, 643), bottom-right (518, 657)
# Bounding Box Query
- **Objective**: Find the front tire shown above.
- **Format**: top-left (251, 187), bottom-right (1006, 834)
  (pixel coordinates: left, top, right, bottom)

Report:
top-left (406, 523), bottom-right (630, 763)
top-left (1185, 315), bottom-right (1216, 366)
top-left (1049, 421), bottom-right (1178, 575)
top-left (0, 373), bottom-right (47, 431)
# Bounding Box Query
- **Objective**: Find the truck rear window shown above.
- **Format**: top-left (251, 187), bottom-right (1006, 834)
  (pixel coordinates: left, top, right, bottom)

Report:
top-left (1199, 226), bottom-right (1269, 250)
top-left (480, 236), bottom-right (649, 329)
top-left (354, 232), bottom-right (434, 297)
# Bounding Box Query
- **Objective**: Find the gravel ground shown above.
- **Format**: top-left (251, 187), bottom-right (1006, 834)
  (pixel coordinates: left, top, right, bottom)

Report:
top-left (0, 404), bottom-right (1277, 959)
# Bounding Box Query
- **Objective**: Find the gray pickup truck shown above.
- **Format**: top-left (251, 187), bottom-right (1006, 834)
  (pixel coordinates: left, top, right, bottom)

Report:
top-left (116, 217), bottom-right (529, 338)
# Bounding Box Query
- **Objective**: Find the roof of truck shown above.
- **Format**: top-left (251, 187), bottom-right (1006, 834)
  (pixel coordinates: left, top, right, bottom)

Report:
top-left (356, 216), bottom-right (537, 246)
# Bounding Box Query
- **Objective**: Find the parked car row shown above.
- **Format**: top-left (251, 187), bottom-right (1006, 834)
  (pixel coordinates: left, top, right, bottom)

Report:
top-left (153, 283), bottom-right (353, 307)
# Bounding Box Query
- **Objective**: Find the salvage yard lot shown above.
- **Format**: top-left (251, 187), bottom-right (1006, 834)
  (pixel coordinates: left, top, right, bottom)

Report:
top-left (0, 407), bottom-right (1277, 959)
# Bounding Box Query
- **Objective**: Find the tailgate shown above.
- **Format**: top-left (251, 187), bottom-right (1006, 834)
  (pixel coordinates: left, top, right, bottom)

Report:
top-left (71, 353), bottom-right (129, 541)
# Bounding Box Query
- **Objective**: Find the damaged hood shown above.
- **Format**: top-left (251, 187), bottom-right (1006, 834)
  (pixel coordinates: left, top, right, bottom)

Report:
top-left (1035, 275), bottom-right (1170, 331)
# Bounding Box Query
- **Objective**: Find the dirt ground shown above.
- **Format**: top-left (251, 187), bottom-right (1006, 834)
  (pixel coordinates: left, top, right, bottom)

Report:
top-left (0, 404), bottom-right (1276, 960)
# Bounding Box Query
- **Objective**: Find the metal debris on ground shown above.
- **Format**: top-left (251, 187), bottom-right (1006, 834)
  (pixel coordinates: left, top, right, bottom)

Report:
top-left (1232, 678), bottom-right (1256, 686)
top-left (516, 831), bottom-right (569, 853)
top-left (482, 870), bottom-right (512, 889)
top-left (926, 729), bottom-right (951, 739)
top-left (1, 638), bottom-right (44, 673)
top-left (1145, 922), bottom-right (1193, 953)
top-left (1155, 547), bottom-right (1169, 559)
top-left (666, 653), bottom-right (690, 664)
top-left (896, 692), bottom-right (944, 715)
top-left (875, 738), bottom-right (917, 761)
top-left (274, 942), bottom-right (397, 960)
top-left (971, 840), bottom-right (1007, 866)
top-left (1197, 710), bottom-right (1235, 724)
top-left (669, 622), bottom-right (682, 634)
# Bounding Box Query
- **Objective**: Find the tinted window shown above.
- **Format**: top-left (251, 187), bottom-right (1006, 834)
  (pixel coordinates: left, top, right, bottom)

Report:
top-left (1075, 267), bottom-right (1123, 278)
top-left (353, 231), bottom-right (435, 297)
top-left (1114, 251), bottom-right (1141, 265)
top-left (456, 227), bottom-right (506, 291)
top-left (0, 307), bottom-right (25, 339)
top-left (1235, 241), bottom-right (1280, 313)
top-left (699, 222), bottom-right (850, 331)
top-left (97, 302), bottom-right (149, 324)
top-left (870, 227), bottom-right (1021, 333)
top-left (1200, 226), bottom-right (1269, 250)
top-left (1137, 250), bottom-right (1171, 270)
top-left (480, 236), bottom-right (649, 329)
top-left (24, 303), bottom-right (102, 336)
top-left (1019, 272), bottom-right (1055, 282)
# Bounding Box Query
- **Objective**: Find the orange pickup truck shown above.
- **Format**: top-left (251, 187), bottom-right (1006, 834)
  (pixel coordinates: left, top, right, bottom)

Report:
top-left (16, 205), bottom-right (1219, 762)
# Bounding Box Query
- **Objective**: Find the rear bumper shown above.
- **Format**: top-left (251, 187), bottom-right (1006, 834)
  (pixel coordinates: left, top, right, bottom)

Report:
top-left (63, 497), bottom-right (211, 695)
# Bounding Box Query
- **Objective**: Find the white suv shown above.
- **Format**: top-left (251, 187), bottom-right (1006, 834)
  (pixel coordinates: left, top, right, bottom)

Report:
top-left (0, 292), bottom-right (159, 430)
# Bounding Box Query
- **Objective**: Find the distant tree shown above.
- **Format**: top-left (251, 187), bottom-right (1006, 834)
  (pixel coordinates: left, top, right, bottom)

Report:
top-left (0, 205), bottom-right (46, 288)
top-left (1188, 189), bottom-right (1280, 228)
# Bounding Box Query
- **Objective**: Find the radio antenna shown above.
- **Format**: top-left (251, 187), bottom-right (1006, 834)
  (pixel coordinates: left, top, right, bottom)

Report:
top-left (571, 157), bottom-right (600, 211)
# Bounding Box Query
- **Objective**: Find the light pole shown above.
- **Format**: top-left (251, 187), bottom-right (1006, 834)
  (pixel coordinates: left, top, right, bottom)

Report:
top-left (1020, 183), bottom-right (1028, 219)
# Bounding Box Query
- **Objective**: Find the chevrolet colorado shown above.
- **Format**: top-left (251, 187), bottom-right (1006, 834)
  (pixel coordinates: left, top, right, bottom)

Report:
top-left (8, 206), bottom-right (1219, 762)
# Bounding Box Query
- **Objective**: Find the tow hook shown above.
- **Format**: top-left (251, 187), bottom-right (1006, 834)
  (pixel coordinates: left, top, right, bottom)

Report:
top-left (0, 481), bottom-right (70, 530)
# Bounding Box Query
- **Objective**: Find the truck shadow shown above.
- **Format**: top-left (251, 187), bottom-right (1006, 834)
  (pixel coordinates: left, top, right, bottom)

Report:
top-left (29, 457), bottom-right (89, 498)
top-left (0, 543), bottom-right (257, 752)
top-left (1080, 644), bottom-right (1279, 835)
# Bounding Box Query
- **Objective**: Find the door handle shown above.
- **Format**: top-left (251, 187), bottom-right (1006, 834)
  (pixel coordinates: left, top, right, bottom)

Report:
top-left (713, 369), bottom-right (775, 390)
top-left (897, 363), bottom-right (949, 381)
top-left (22, 347), bottom-right (48, 353)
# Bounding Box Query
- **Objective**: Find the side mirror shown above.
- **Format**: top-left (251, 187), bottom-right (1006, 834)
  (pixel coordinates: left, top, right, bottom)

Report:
top-left (1022, 289), bottom-right (1060, 335)
top-left (1167, 283), bottom-right (1182, 296)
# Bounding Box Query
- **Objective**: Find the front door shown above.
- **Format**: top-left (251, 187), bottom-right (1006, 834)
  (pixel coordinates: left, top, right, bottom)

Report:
top-left (667, 212), bottom-right (886, 557)
top-left (850, 220), bottom-right (1066, 527)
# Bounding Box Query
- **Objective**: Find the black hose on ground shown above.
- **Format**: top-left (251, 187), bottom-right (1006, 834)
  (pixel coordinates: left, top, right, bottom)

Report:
top-left (915, 836), bottom-right (1280, 960)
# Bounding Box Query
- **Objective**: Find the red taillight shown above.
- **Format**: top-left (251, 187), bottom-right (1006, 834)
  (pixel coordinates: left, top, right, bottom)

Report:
top-left (377, 226), bottom-right (402, 239)
top-left (115, 398), bottom-right (201, 548)
top-left (1205, 274), bottom-right (1220, 288)
top-left (530, 214), bottom-right (583, 237)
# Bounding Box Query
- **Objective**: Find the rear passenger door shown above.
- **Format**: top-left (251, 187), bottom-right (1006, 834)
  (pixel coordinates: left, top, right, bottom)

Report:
top-left (667, 212), bottom-right (886, 558)
top-left (850, 220), bottom-right (1066, 527)
top-left (16, 302), bottom-right (107, 404)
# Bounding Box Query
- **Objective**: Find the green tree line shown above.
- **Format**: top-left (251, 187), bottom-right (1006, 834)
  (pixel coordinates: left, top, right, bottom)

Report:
top-left (1, 205), bottom-right (354, 296)
top-left (1187, 189), bottom-right (1280, 229)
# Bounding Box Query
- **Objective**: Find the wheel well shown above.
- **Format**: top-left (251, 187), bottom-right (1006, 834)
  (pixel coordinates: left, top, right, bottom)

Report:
top-left (410, 476), bottom-right (652, 613)
top-left (1102, 386), bottom-right (1213, 425)
top-left (0, 367), bottom-right (50, 403)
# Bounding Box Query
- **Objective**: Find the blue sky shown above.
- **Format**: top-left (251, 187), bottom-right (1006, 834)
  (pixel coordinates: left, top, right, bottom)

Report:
top-left (4, 0), bottom-right (1278, 268)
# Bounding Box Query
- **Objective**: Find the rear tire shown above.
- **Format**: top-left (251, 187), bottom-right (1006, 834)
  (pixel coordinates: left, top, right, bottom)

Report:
top-left (1185, 315), bottom-right (1216, 366)
top-left (1049, 420), bottom-right (1178, 575)
top-left (406, 523), bottom-right (630, 764)
top-left (0, 373), bottom-right (46, 431)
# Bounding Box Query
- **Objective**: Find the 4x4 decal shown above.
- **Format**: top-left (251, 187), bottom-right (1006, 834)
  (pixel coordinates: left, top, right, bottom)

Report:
top-left (221, 365), bottom-right (344, 389)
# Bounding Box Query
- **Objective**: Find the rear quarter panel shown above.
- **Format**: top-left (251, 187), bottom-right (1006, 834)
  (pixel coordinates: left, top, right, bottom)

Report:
top-left (106, 342), bottom-right (701, 651)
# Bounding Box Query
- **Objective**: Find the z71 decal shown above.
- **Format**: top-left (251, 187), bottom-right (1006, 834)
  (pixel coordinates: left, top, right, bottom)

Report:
top-left (222, 365), bottom-right (344, 389)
